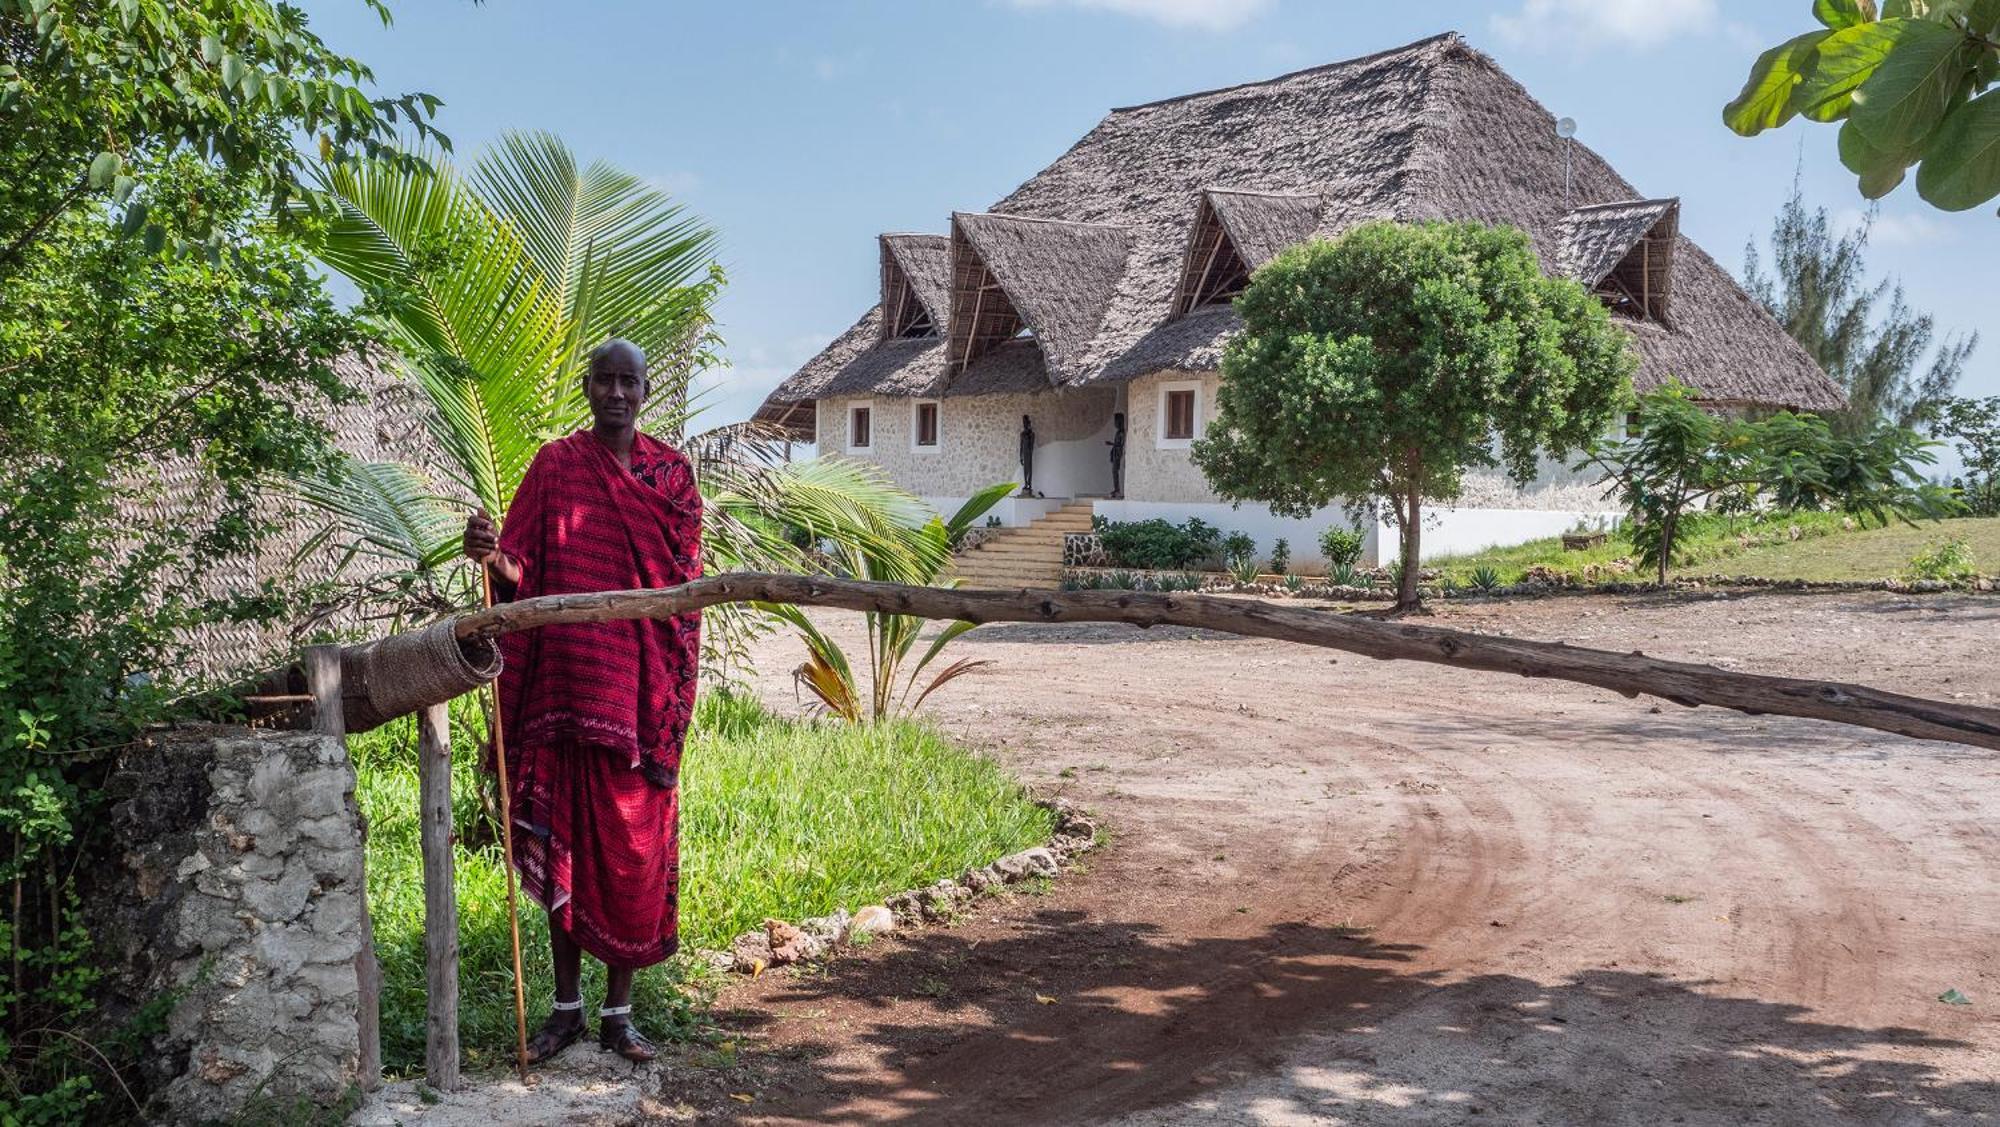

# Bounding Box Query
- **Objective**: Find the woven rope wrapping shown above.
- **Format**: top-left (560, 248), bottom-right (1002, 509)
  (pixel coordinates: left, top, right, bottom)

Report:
top-left (343, 618), bottom-right (502, 733)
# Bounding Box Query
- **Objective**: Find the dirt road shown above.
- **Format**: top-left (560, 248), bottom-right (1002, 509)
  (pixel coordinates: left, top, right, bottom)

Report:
top-left (714, 591), bottom-right (1999, 1125)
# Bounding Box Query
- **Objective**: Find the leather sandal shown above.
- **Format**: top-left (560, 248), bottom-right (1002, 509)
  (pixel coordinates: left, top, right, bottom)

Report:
top-left (598, 1006), bottom-right (657, 1063)
top-left (524, 1001), bottom-right (587, 1065)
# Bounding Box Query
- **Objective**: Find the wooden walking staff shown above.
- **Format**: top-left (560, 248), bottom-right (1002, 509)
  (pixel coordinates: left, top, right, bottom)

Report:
top-left (481, 563), bottom-right (534, 1085)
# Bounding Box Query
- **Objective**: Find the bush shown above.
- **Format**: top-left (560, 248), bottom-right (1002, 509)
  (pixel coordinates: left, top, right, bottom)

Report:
top-left (1096, 517), bottom-right (1221, 570)
top-left (1905, 538), bottom-right (1978, 583)
top-left (1269, 537), bottom-right (1291, 575)
top-left (1221, 531), bottom-right (1256, 566)
top-left (1318, 527), bottom-right (1364, 569)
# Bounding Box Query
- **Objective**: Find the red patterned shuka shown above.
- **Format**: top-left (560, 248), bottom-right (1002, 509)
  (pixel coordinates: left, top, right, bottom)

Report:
top-left (494, 429), bottom-right (701, 969)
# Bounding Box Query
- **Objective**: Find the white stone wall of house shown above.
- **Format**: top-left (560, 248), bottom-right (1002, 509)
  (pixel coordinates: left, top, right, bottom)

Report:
top-left (816, 388), bottom-right (1118, 525)
top-left (1096, 371), bottom-right (1622, 568)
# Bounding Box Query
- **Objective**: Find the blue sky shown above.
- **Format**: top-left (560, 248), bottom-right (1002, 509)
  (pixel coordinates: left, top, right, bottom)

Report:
top-left (303, 0), bottom-right (1997, 439)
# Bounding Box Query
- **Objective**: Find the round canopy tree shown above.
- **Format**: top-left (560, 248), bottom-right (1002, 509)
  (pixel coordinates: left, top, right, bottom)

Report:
top-left (1193, 221), bottom-right (1636, 611)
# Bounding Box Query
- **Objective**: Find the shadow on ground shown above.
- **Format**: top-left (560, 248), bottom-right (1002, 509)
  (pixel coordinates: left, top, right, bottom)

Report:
top-left (706, 911), bottom-right (1989, 1125)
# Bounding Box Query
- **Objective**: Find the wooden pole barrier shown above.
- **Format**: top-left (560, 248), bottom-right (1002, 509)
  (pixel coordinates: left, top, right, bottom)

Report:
top-left (307, 644), bottom-right (382, 1092)
top-left (416, 702), bottom-right (460, 1092)
top-left (452, 574), bottom-right (2000, 753)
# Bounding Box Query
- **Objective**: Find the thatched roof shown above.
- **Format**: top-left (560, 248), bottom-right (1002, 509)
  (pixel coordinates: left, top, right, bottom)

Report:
top-left (880, 233), bottom-right (951, 341)
top-left (949, 212), bottom-right (1133, 383)
top-left (757, 31), bottom-right (1843, 432)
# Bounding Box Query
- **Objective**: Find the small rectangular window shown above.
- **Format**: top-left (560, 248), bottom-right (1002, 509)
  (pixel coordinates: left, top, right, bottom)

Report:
top-left (850, 406), bottom-right (872, 449)
top-left (1165, 389), bottom-right (1197, 441)
top-left (915, 402), bottom-right (939, 447)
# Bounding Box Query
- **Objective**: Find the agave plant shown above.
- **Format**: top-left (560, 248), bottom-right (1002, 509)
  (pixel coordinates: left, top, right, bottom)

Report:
top-left (757, 483), bottom-right (1013, 722)
top-left (293, 131), bottom-right (946, 660)
top-left (1471, 565), bottom-right (1502, 594)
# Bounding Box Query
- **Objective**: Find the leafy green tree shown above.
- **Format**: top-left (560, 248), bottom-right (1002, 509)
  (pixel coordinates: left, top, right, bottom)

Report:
top-left (0, 153), bottom-right (367, 1119)
top-left (1755, 410), bottom-right (1955, 522)
top-left (1581, 384), bottom-right (1763, 582)
top-left (1724, 1), bottom-right (2000, 213)
top-left (0, 0), bottom-right (447, 280)
top-left (1931, 394), bottom-right (2000, 512)
top-left (1587, 384), bottom-right (1956, 582)
top-left (1745, 184), bottom-right (1976, 434)
top-left (1194, 222), bottom-right (1635, 611)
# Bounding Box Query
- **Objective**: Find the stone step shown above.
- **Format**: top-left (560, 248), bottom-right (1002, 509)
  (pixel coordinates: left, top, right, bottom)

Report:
top-left (967, 545), bottom-right (1064, 559)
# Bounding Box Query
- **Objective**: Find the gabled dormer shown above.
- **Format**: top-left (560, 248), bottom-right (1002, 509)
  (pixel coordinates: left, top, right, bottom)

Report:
top-left (946, 211), bottom-right (1132, 382)
top-left (1171, 188), bottom-right (1322, 318)
top-left (878, 233), bottom-right (951, 341)
top-left (1557, 198), bottom-right (1679, 326)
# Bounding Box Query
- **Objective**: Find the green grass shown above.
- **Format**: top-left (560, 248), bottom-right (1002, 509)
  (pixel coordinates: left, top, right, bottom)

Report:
top-left (351, 692), bottom-right (1052, 1075)
top-left (1429, 510), bottom-right (1861, 585)
top-left (1670, 515), bottom-right (2000, 582)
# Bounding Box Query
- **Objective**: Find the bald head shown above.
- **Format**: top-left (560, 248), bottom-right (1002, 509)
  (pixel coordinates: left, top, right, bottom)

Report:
top-left (590, 337), bottom-right (646, 373)
top-left (584, 337), bottom-right (648, 434)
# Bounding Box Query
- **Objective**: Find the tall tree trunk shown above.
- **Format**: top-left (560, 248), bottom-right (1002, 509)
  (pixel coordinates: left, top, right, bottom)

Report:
top-left (1657, 508), bottom-right (1676, 585)
top-left (1397, 486), bottom-right (1423, 611)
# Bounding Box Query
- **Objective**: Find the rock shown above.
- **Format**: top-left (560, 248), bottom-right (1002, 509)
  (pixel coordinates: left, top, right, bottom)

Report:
top-left (850, 905), bottom-right (895, 937)
top-left (961, 866), bottom-right (1001, 893)
top-left (764, 918), bottom-right (825, 964)
top-left (730, 930), bottom-right (773, 972)
top-left (990, 847), bottom-right (1060, 882)
top-left (916, 879), bottom-right (968, 921)
top-left (798, 908), bottom-right (849, 945)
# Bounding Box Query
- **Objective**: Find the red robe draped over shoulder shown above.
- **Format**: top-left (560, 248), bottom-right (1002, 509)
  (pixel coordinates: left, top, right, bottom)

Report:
top-left (495, 430), bottom-right (701, 968)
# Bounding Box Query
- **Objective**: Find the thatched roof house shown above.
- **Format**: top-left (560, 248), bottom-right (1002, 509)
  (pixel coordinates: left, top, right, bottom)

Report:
top-left (755, 32), bottom-right (1843, 569)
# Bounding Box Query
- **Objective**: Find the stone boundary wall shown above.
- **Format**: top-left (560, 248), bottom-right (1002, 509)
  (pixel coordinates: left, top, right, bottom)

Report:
top-left (96, 725), bottom-right (369, 1122)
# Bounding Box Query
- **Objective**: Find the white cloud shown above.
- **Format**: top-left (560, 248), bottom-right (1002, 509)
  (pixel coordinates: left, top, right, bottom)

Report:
top-left (1834, 207), bottom-right (1947, 248)
top-left (1005, 0), bottom-right (1273, 32)
top-left (1490, 0), bottom-right (1719, 52)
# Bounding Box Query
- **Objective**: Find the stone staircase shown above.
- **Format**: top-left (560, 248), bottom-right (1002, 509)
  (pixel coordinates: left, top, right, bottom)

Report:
top-left (950, 501), bottom-right (1095, 589)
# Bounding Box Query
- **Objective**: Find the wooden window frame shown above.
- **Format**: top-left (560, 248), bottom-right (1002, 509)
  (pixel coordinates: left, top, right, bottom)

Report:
top-left (911, 399), bottom-right (941, 452)
top-left (846, 401), bottom-right (874, 453)
top-left (1157, 382), bottom-right (1201, 449)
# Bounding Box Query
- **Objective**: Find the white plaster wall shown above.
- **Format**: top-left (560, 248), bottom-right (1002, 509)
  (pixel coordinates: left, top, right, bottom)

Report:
top-left (817, 388), bottom-right (1117, 505)
top-left (1093, 499), bottom-right (1379, 570)
top-left (1378, 506), bottom-right (1622, 564)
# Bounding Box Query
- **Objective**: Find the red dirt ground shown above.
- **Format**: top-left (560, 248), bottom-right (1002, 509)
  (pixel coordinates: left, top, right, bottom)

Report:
top-left (714, 591), bottom-right (2000, 1125)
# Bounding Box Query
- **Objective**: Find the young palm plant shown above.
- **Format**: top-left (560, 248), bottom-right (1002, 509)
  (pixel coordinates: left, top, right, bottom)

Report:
top-left (293, 131), bottom-right (945, 656)
top-left (757, 483), bottom-right (1014, 723)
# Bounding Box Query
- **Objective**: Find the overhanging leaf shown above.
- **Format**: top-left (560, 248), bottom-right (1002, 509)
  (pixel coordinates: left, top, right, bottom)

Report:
top-left (1814, 0), bottom-right (1876, 28)
top-left (1840, 116), bottom-right (1914, 196)
top-left (1725, 30), bottom-right (1832, 135)
top-left (1915, 87), bottom-right (2000, 208)
top-left (1849, 18), bottom-right (1970, 150)
top-left (1793, 20), bottom-right (1909, 121)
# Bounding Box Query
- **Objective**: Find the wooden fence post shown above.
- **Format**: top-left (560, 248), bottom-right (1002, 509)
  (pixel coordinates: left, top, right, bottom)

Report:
top-left (417, 702), bottom-right (460, 1091)
top-left (306, 644), bottom-right (382, 1092)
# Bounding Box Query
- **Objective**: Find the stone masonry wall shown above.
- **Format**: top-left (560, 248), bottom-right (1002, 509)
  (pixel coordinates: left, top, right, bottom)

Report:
top-left (97, 726), bottom-right (367, 1122)
top-left (817, 386), bottom-right (1119, 501)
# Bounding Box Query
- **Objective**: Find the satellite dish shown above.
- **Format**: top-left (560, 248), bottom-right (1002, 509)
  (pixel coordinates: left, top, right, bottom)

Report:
top-left (1556, 117), bottom-right (1578, 139)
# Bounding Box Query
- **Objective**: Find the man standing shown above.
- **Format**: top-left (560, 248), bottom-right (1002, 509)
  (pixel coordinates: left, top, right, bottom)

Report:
top-left (462, 338), bottom-right (701, 1064)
